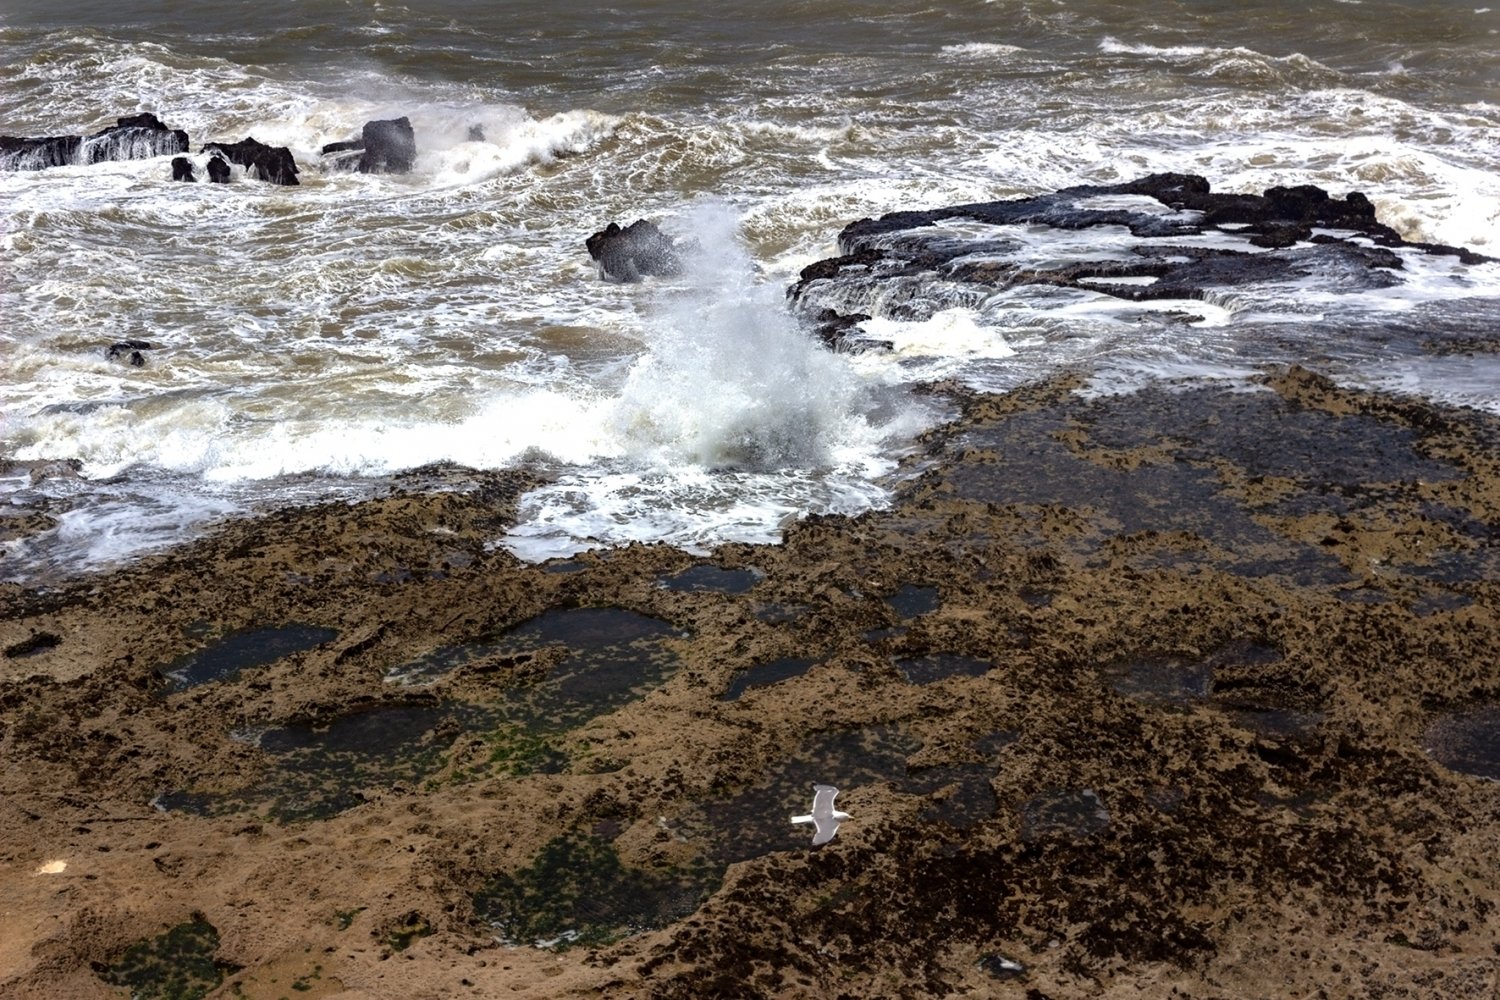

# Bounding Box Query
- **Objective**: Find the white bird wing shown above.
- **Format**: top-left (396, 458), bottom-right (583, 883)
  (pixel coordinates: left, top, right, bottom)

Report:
top-left (808, 784), bottom-right (844, 845)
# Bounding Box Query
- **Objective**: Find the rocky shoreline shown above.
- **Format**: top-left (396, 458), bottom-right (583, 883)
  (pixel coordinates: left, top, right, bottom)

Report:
top-left (2, 363), bottom-right (1498, 999)
top-left (786, 172), bottom-right (1495, 354)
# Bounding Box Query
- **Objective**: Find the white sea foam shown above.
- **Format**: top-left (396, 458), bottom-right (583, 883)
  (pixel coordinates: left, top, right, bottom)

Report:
top-left (499, 202), bottom-right (927, 558)
top-left (3, 18), bottom-right (1498, 578)
top-left (939, 42), bottom-right (1028, 59)
top-left (858, 308), bottom-right (1017, 360)
top-left (1098, 37), bottom-right (1222, 60)
top-left (1096, 36), bottom-right (1339, 76)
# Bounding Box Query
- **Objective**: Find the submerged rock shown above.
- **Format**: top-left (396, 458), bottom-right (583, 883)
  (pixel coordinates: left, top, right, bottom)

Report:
top-left (171, 156), bottom-right (195, 181)
top-left (585, 219), bottom-right (685, 282)
top-left (2, 112), bottom-right (188, 170)
top-left (107, 339), bottom-right (153, 367)
top-left (202, 137), bottom-right (299, 185)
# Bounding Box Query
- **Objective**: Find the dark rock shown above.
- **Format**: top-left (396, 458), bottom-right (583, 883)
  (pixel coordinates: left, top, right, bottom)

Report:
top-left (319, 136), bottom-right (364, 173)
top-left (357, 117), bottom-right (416, 174)
top-left (977, 953), bottom-right (1026, 981)
top-left (172, 156), bottom-right (196, 182)
top-left (787, 173), bottom-right (1495, 343)
top-left (811, 309), bottom-right (889, 354)
top-left (318, 117), bottom-right (416, 173)
top-left (0, 134), bottom-right (82, 170)
top-left (796, 249), bottom-right (886, 285)
top-left (467, 125), bottom-right (486, 142)
top-left (83, 112), bottom-right (189, 164)
top-left (2, 112), bottom-right (186, 171)
top-left (4, 632), bottom-right (61, 658)
top-left (107, 340), bottom-right (153, 367)
top-left (202, 137), bottom-right (299, 185)
top-left (206, 154), bottom-right (231, 183)
top-left (585, 220), bottom-right (684, 283)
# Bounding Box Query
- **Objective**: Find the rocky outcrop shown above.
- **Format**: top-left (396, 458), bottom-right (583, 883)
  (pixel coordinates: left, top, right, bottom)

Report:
top-left (357, 117), bottom-right (415, 174)
top-left (2, 364), bottom-right (1498, 999)
top-left (585, 220), bottom-right (685, 282)
top-left (106, 340), bottom-right (152, 367)
top-left (172, 156), bottom-right (195, 181)
top-left (788, 173), bottom-right (1495, 343)
top-left (206, 153), bottom-right (230, 183)
top-left (319, 117), bottom-right (417, 173)
top-left (0, 134), bottom-right (81, 170)
top-left (319, 136), bottom-right (363, 172)
top-left (810, 309), bottom-right (885, 354)
top-left (1, 112), bottom-right (187, 170)
top-left (201, 137), bottom-right (299, 185)
top-left (82, 113), bottom-right (188, 164)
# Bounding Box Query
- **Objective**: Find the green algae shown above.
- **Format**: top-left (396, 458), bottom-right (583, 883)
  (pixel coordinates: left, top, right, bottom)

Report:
top-left (96, 915), bottom-right (235, 1000)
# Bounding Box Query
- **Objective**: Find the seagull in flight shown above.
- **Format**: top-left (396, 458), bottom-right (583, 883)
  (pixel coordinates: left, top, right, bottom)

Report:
top-left (791, 784), bottom-right (850, 846)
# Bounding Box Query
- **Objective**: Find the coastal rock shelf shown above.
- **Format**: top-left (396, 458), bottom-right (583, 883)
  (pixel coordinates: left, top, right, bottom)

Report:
top-left (2, 367), bottom-right (1496, 999)
top-left (790, 172), bottom-right (1496, 350)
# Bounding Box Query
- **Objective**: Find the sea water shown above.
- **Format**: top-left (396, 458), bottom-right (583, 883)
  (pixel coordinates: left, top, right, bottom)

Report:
top-left (2, 0), bottom-right (1497, 578)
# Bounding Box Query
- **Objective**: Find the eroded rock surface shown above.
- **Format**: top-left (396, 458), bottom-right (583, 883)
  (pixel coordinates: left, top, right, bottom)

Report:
top-left (1, 369), bottom-right (1497, 999)
top-left (790, 173), bottom-right (1496, 349)
top-left (586, 219), bottom-right (685, 282)
top-left (1, 112), bottom-right (188, 171)
top-left (201, 137), bottom-right (299, 185)
top-left (320, 116), bottom-right (419, 174)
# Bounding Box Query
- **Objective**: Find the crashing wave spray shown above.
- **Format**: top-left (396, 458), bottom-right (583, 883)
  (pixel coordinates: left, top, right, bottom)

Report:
top-left (502, 202), bottom-right (921, 560)
top-left (611, 201), bottom-right (872, 471)
top-left (80, 126), bottom-right (187, 164)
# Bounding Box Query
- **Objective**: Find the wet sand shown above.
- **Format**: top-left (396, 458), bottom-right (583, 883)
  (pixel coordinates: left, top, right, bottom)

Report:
top-left (2, 366), bottom-right (1498, 999)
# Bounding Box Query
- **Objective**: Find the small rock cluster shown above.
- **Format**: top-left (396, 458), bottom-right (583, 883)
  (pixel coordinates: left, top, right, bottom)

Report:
top-left (1, 110), bottom-right (424, 185)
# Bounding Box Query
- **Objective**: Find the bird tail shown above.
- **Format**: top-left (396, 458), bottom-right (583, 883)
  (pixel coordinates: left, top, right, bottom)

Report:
top-left (790, 813), bottom-right (813, 825)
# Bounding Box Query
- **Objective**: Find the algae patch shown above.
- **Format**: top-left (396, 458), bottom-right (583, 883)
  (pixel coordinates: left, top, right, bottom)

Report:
top-left (95, 915), bottom-right (236, 1000)
top-left (474, 835), bottom-right (708, 948)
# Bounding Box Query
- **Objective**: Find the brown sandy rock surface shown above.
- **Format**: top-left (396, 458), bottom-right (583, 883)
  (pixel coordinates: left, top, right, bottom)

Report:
top-left (1, 367), bottom-right (1497, 998)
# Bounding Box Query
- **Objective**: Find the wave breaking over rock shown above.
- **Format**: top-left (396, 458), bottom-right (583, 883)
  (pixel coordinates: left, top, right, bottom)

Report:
top-left (790, 173), bottom-right (1495, 352)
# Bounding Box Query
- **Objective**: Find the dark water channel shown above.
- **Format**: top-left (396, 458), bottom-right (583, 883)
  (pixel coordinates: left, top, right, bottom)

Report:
top-left (156, 624), bottom-right (338, 692)
top-left (157, 607), bottom-right (681, 821)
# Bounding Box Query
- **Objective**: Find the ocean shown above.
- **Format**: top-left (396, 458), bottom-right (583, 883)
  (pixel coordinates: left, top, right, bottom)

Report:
top-left (2, 0), bottom-right (1498, 581)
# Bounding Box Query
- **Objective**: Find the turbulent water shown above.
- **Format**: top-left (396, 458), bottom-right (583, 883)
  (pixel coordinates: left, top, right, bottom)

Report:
top-left (2, 0), bottom-right (1498, 578)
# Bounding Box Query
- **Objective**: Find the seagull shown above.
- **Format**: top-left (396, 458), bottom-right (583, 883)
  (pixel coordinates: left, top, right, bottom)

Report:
top-left (791, 784), bottom-right (850, 846)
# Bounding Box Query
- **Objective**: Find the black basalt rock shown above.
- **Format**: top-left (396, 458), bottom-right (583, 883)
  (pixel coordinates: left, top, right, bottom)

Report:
top-left (202, 137), bottom-right (299, 185)
top-left (319, 136), bottom-right (364, 172)
top-left (83, 112), bottom-right (189, 164)
top-left (0, 134), bottom-right (82, 171)
top-left (2, 112), bottom-right (187, 171)
top-left (321, 138), bottom-right (364, 155)
top-left (206, 154), bottom-right (231, 183)
top-left (811, 309), bottom-right (887, 354)
top-left (585, 220), bottom-right (685, 283)
top-left (172, 156), bottom-right (196, 181)
top-left (107, 340), bottom-right (153, 367)
top-left (318, 117), bottom-right (417, 173)
top-left (357, 117), bottom-right (416, 174)
top-left (787, 173), bottom-right (1496, 348)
